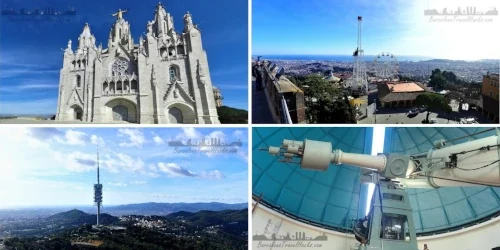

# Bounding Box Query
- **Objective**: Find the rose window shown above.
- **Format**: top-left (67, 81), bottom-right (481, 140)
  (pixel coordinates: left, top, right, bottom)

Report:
top-left (112, 59), bottom-right (128, 76)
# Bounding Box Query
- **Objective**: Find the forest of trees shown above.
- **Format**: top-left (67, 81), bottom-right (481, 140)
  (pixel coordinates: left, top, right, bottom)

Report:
top-left (217, 106), bottom-right (248, 124)
top-left (3, 209), bottom-right (247, 250)
top-left (428, 69), bottom-right (481, 92)
top-left (287, 74), bottom-right (356, 123)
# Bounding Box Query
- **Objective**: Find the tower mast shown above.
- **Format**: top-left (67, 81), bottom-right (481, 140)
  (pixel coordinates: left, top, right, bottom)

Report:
top-left (352, 16), bottom-right (368, 94)
top-left (94, 144), bottom-right (103, 226)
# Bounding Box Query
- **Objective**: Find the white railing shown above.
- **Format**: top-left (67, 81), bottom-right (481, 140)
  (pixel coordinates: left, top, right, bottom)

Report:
top-left (280, 96), bottom-right (293, 124)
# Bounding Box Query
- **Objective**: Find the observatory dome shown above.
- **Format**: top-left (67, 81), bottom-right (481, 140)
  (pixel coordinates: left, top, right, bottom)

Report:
top-left (253, 127), bottom-right (373, 231)
top-left (253, 127), bottom-right (500, 235)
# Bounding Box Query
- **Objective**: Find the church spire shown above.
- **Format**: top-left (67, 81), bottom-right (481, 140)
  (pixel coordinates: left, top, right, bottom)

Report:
top-left (77, 23), bottom-right (96, 52)
top-left (153, 2), bottom-right (170, 36)
top-left (108, 9), bottom-right (132, 48)
top-left (183, 11), bottom-right (194, 32)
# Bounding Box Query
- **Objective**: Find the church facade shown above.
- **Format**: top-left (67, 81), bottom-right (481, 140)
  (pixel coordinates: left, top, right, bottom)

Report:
top-left (56, 3), bottom-right (220, 124)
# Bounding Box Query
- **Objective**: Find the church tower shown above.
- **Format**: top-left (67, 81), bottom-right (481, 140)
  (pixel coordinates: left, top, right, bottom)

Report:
top-left (56, 3), bottom-right (220, 124)
top-left (56, 23), bottom-right (97, 122)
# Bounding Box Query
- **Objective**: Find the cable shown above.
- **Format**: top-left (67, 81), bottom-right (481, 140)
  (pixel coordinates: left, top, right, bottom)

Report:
top-left (455, 160), bottom-right (500, 171)
top-left (451, 144), bottom-right (500, 156)
top-left (416, 173), bottom-right (500, 187)
top-left (444, 128), bottom-right (496, 144)
top-left (410, 128), bottom-right (497, 157)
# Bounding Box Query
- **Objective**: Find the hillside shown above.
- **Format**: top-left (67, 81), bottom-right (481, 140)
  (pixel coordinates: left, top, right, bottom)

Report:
top-left (3, 209), bottom-right (248, 250)
top-left (217, 106), bottom-right (248, 124)
top-left (167, 209), bottom-right (247, 226)
top-left (107, 202), bottom-right (247, 216)
top-left (46, 209), bottom-right (118, 226)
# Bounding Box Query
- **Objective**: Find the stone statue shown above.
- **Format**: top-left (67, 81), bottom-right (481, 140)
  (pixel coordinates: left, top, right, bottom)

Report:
top-left (97, 43), bottom-right (102, 58)
top-left (147, 21), bottom-right (154, 35)
top-left (169, 15), bottom-right (174, 29)
top-left (151, 65), bottom-right (158, 87)
top-left (171, 31), bottom-right (178, 44)
top-left (87, 82), bottom-right (92, 94)
top-left (111, 9), bottom-right (129, 20)
top-left (197, 59), bottom-right (205, 77)
top-left (67, 40), bottom-right (72, 50)
top-left (174, 88), bottom-right (179, 98)
top-left (184, 12), bottom-right (193, 30)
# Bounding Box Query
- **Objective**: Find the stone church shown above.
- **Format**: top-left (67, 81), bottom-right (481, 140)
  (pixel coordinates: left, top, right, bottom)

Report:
top-left (56, 3), bottom-right (220, 124)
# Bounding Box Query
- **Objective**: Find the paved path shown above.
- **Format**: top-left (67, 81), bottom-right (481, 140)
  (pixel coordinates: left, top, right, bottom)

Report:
top-left (359, 109), bottom-right (492, 124)
top-left (359, 111), bottom-right (457, 124)
top-left (251, 78), bottom-right (275, 124)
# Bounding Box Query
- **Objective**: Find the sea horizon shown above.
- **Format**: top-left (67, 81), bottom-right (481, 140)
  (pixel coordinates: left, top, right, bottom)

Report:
top-left (253, 54), bottom-right (499, 62)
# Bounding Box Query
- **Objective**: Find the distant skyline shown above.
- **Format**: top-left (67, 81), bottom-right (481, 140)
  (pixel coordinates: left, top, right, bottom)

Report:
top-left (0, 0), bottom-right (249, 115)
top-left (252, 0), bottom-right (500, 60)
top-left (0, 127), bottom-right (248, 208)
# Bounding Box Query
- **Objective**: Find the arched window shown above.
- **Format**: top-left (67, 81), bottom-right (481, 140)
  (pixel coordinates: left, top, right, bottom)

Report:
top-left (109, 82), bottom-right (115, 93)
top-left (124, 80), bottom-right (129, 90)
top-left (131, 80), bottom-right (138, 91)
top-left (76, 75), bottom-right (81, 88)
top-left (169, 107), bottom-right (183, 124)
top-left (169, 66), bottom-right (177, 82)
top-left (103, 82), bottom-right (108, 93)
top-left (116, 81), bottom-right (123, 92)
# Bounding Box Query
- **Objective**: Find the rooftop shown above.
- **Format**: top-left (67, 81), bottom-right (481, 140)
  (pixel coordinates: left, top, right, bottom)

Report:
top-left (386, 82), bottom-right (424, 93)
top-left (378, 82), bottom-right (429, 103)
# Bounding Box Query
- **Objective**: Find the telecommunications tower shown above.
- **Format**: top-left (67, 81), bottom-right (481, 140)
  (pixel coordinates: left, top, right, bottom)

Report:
top-left (93, 144), bottom-right (103, 226)
top-left (350, 16), bottom-right (368, 94)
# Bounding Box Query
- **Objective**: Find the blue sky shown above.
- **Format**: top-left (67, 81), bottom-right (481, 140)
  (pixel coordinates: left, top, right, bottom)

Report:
top-left (0, 127), bottom-right (248, 207)
top-left (253, 0), bottom-right (500, 60)
top-left (0, 0), bottom-right (248, 115)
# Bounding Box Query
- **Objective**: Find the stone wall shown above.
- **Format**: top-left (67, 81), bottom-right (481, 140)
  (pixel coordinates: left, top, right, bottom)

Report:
top-left (260, 61), bottom-right (306, 124)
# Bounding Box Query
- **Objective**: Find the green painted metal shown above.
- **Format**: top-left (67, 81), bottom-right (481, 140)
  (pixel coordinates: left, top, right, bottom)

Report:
top-left (252, 127), bottom-right (373, 230)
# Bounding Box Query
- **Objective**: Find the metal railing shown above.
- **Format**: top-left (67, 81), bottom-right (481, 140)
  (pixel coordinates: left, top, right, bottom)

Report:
top-left (280, 96), bottom-right (293, 124)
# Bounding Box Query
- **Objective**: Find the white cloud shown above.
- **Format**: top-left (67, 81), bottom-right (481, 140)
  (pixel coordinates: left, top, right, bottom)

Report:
top-left (149, 164), bottom-right (158, 172)
top-left (233, 130), bottom-right (245, 139)
top-left (118, 129), bottom-right (145, 148)
top-left (104, 152), bottom-right (145, 173)
top-left (130, 181), bottom-right (147, 185)
top-left (151, 193), bottom-right (178, 198)
top-left (108, 182), bottom-right (127, 187)
top-left (65, 130), bottom-right (88, 146)
top-left (91, 135), bottom-right (105, 146)
top-left (182, 128), bottom-right (198, 138)
top-left (237, 149), bottom-right (248, 163)
top-left (155, 162), bottom-right (225, 180)
top-left (199, 170), bottom-right (225, 180)
top-left (157, 162), bottom-right (196, 177)
top-left (153, 135), bottom-right (164, 144)
top-left (55, 151), bottom-right (97, 172)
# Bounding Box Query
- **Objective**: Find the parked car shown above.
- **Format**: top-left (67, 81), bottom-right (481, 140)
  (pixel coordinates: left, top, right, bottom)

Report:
top-left (419, 105), bottom-right (428, 112)
top-left (430, 118), bottom-right (438, 124)
top-left (408, 108), bottom-right (419, 116)
top-left (460, 117), bottom-right (477, 124)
